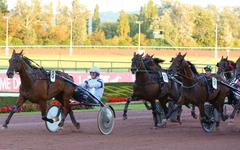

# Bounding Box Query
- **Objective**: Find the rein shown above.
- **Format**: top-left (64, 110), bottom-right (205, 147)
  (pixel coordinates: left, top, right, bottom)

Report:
top-left (171, 72), bottom-right (205, 89)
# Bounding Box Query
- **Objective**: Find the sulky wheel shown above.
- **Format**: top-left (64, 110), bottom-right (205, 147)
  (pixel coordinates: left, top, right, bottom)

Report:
top-left (201, 103), bottom-right (215, 133)
top-left (201, 119), bottom-right (215, 133)
top-left (45, 105), bottom-right (64, 132)
top-left (97, 106), bottom-right (115, 135)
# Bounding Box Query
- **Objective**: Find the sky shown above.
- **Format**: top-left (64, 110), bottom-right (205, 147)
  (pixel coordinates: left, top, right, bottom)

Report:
top-left (7, 0), bottom-right (240, 13)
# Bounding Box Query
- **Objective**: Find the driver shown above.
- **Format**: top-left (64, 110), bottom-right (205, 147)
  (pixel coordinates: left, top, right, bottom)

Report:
top-left (73, 66), bottom-right (104, 101)
top-left (204, 65), bottom-right (212, 75)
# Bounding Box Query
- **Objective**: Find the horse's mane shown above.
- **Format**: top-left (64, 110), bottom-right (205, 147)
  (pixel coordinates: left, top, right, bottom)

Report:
top-left (186, 61), bottom-right (199, 75)
top-left (22, 56), bottom-right (42, 70)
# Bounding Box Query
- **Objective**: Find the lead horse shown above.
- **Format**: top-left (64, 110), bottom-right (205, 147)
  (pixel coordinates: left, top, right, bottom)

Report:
top-left (169, 53), bottom-right (229, 132)
top-left (123, 52), bottom-right (166, 128)
top-left (3, 50), bottom-right (79, 129)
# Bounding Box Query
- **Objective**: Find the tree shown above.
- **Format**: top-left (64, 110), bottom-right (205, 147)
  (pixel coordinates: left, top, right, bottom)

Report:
top-left (192, 6), bottom-right (215, 46)
top-left (0, 0), bottom-right (8, 14)
top-left (118, 10), bottom-right (130, 39)
top-left (90, 28), bottom-right (105, 45)
top-left (128, 14), bottom-right (138, 37)
top-left (92, 4), bottom-right (100, 32)
top-left (71, 0), bottom-right (89, 44)
top-left (100, 22), bottom-right (118, 39)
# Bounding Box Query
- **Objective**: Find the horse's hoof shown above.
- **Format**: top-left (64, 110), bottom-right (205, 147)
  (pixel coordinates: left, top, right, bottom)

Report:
top-left (75, 122), bottom-right (80, 129)
top-left (1, 125), bottom-right (7, 129)
top-left (227, 119), bottom-right (235, 125)
top-left (191, 112), bottom-right (198, 119)
top-left (222, 115), bottom-right (229, 121)
top-left (170, 118), bottom-right (178, 123)
top-left (122, 115), bottom-right (128, 120)
top-left (58, 122), bottom-right (64, 127)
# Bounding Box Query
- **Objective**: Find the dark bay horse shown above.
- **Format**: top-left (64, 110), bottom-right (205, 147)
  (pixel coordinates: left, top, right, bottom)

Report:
top-left (123, 52), bottom-right (166, 128)
top-left (144, 54), bottom-right (198, 120)
top-left (216, 56), bottom-right (240, 119)
top-left (169, 53), bottom-right (229, 132)
top-left (217, 56), bottom-right (236, 81)
top-left (3, 50), bottom-right (79, 129)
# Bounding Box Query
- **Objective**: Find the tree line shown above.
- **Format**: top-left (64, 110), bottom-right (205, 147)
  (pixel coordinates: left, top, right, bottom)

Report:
top-left (0, 0), bottom-right (240, 47)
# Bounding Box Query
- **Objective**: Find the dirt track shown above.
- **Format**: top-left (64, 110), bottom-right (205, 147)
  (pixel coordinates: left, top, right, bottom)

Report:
top-left (0, 108), bottom-right (240, 150)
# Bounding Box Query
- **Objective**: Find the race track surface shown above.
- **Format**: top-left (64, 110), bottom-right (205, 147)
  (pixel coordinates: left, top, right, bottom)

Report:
top-left (0, 108), bottom-right (240, 150)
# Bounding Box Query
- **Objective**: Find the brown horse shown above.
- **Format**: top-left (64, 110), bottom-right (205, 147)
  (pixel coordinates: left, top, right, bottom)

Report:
top-left (217, 56), bottom-right (236, 81)
top-left (216, 56), bottom-right (240, 119)
top-left (3, 50), bottom-right (79, 129)
top-left (169, 53), bottom-right (229, 132)
top-left (123, 52), bottom-right (166, 128)
top-left (143, 54), bottom-right (198, 120)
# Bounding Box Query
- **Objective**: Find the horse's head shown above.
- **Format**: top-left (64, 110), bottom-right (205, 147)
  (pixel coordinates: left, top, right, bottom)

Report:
top-left (7, 50), bottom-right (24, 78)
top-left (216, 56), bottom-right (235, 75)
top-left (131, 52), bottom-right (144, 74)
top-left (143, 54), bottom-right (164, 72)
top-left (169, 52), bottom-right (187, 75)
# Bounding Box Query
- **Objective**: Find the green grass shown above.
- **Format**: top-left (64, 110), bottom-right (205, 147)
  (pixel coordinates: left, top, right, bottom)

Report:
top-left (103, 82), bottom-right (132, 98)
top-left (0, 103), bottom-right (146, 116)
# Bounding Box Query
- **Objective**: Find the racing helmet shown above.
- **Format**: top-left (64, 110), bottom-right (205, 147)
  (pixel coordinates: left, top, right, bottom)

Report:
top-left (204, 65), bottom-right (212, 71)
top-left (89, 66), bottom-right (100, 74)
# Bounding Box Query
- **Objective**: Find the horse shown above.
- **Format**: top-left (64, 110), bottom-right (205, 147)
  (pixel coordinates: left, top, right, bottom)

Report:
top-left (123, 52), bottom-right (166, 128)
top-left (3, 50), bottom-right (79, 129)
top-left (143, 54), bottom-right (198, 120)
top-left (217, 56), bottom-right (236, 81)
top-left (216, 56), bottom-right (240, 118)
top-left (168, 52), bottom-right (229, 132)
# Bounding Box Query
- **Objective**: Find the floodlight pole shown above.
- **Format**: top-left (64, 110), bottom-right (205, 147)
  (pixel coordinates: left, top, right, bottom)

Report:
top-left (214, 12), bottom-right (219, 59)
top-left (136, 21), bottom-right (143, 51)
top-left (69, 19), bottom-right (73, 56)
top-left (3, 16), bottom-right (9, 56)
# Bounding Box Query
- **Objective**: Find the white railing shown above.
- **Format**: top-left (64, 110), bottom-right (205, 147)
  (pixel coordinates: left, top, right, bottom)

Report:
top-left (0, 45), bottom-right (240, 50)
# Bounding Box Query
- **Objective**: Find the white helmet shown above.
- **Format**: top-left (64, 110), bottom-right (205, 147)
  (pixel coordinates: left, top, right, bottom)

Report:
top-left (89, 66), bottom-right (100, 74)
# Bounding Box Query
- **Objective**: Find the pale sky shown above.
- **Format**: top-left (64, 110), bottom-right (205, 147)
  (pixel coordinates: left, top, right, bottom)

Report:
top-left (7, 0), bottom-right (240, 13)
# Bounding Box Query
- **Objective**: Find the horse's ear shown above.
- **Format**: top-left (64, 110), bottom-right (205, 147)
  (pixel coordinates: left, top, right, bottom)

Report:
top-left (20, 50), bottom-right (23, 55)
top-left (134, 52), bottom-right (136, 56)
top-left (13, 49), bottom-right (16, 54)
top-left (170, 57), bottom-right (174, 62)
top-left (183, 53), bottom-right (187, 58)
top-left (150, 54), bottom-right (154, 58)
top-left (140, 53), bottom-right (144, 57)
top-left (221, 56), bottom-right (223, 60)
top-left (226, 56), bottom-right (228, 60)
top-left (216, 63), bottom-right (219, 67)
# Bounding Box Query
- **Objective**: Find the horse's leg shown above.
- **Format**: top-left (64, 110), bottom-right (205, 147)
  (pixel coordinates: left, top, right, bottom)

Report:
top-left (123, 96), bottom-right (133, 120)
top-left (176, 95), bottom-right (187, 124)
top-left (191, 104), bottom-right (198, 119)
top-left (68, 108), bottom-right (80, 129)
top-left (198, 103), bottom-right (206, 123)
top-left (2, 96), bottom-right (25, 128)
top-left (40, 101), bottom-right (54, 123)
top-left (143, 100), bottom-right (152, 110)
top-left (150, 101), bottom-right (158, 128)
top-left (230, 103), bottom-right (239, 119)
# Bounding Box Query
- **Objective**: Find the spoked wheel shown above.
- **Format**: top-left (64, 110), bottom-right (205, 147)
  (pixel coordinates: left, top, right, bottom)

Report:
top-left (97, 106), bottom-right (115, 135)
top-left (45, 105), bottom-right (64, 132)
top-left (155, 101), bottom-right (167, 127)
top-left (201, 118), bottom-right (215, 133)
top-left (201, 103), bottom-right (215, 133)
